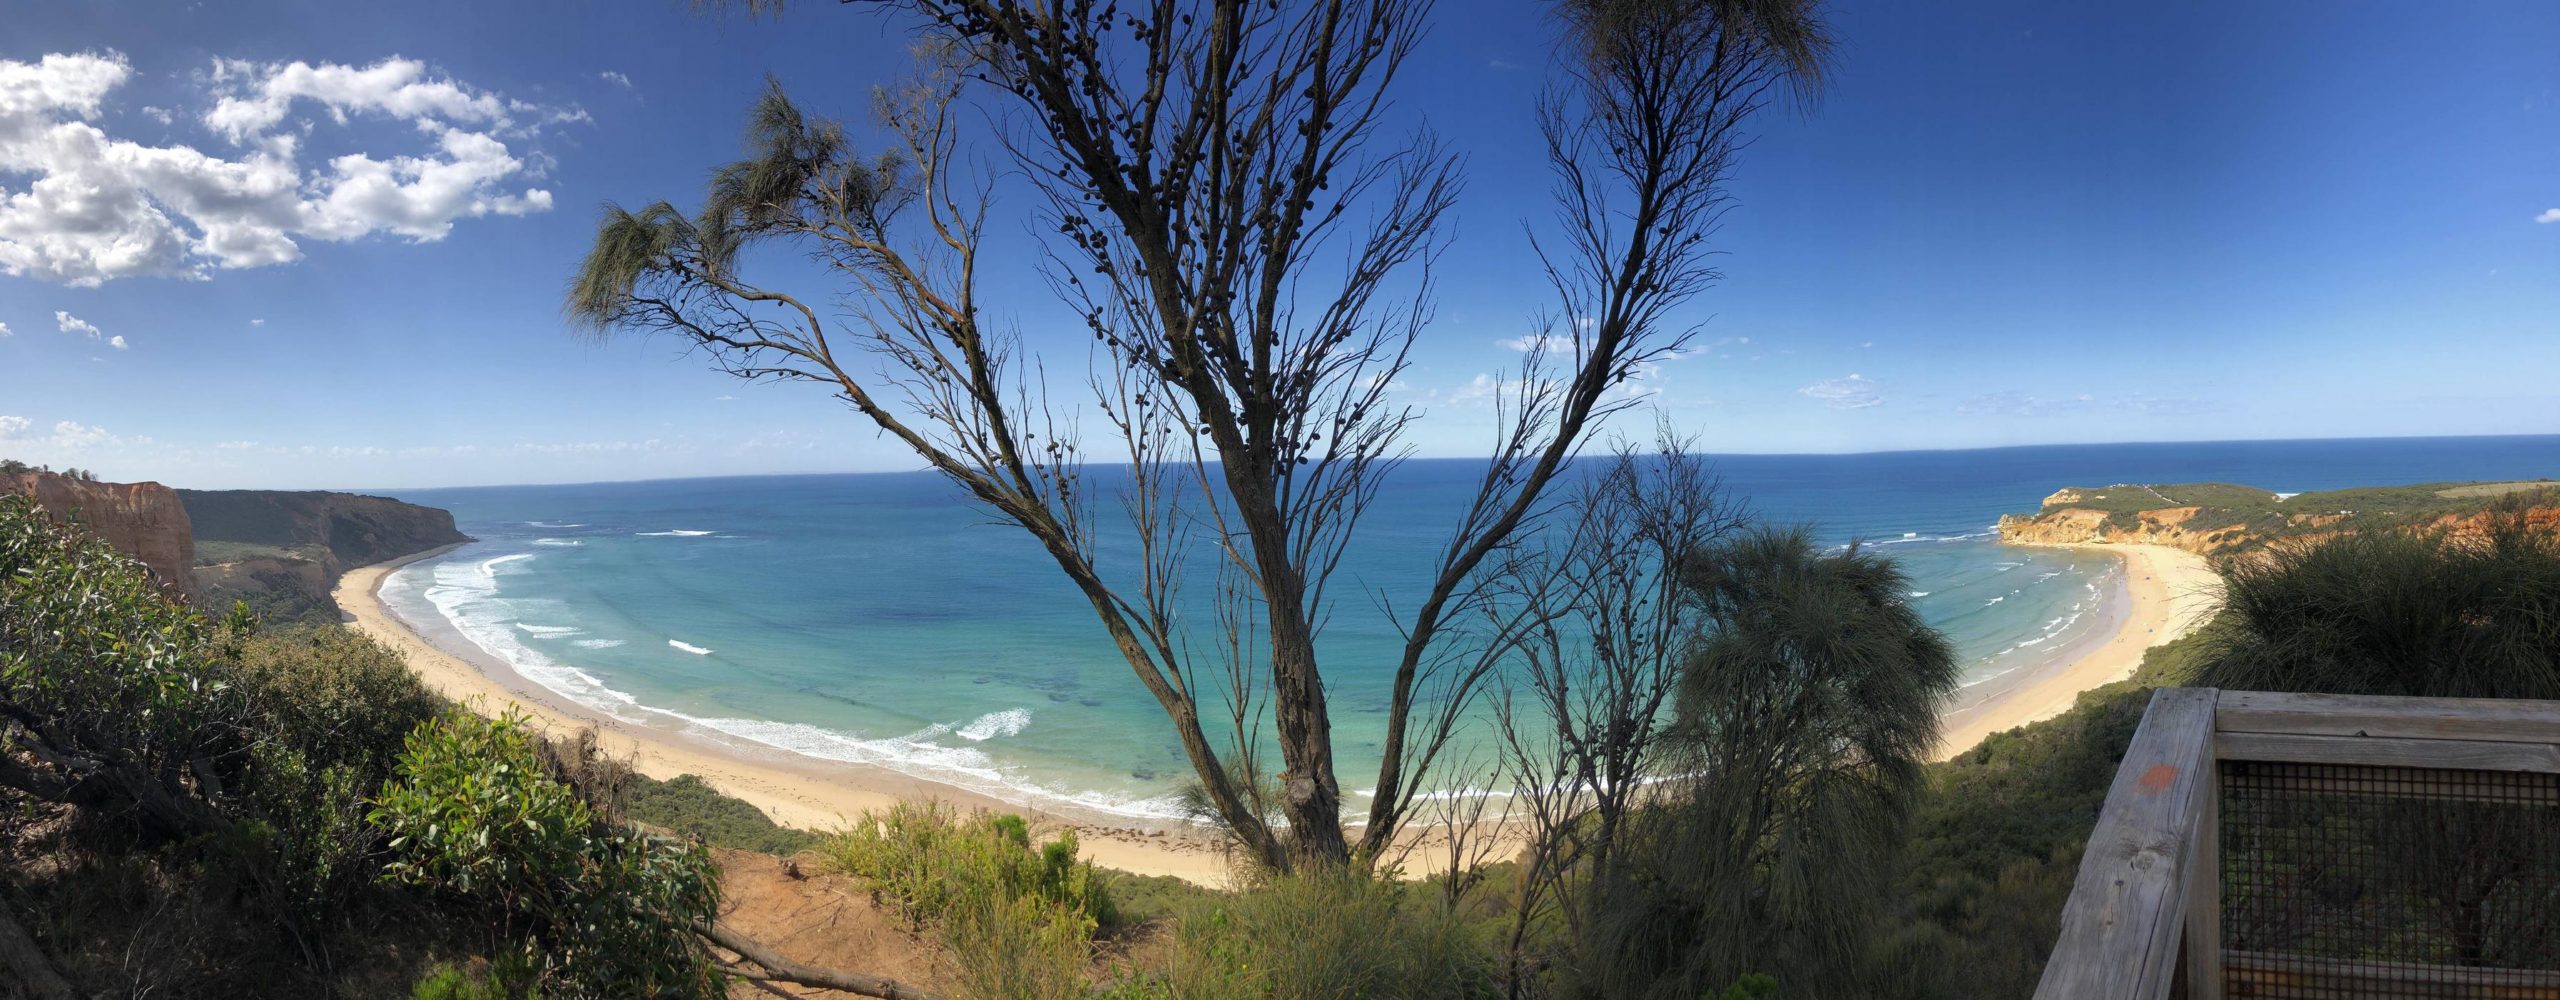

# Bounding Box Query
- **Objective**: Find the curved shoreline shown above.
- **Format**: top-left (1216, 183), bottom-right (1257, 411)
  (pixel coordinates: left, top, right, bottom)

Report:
top-left (337, 538), bottom-right (2219, 878)
top-left (1933, 543), bottom-right (2223, 758)
top-left (334, 547), bottom-right (1237, 885)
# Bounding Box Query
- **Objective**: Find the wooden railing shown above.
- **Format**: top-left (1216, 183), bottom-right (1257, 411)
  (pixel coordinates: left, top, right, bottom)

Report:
top-left (2033, 688), bottom-right (2560, 1000)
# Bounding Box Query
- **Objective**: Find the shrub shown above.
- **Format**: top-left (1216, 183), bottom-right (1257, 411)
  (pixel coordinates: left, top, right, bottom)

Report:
top-left (617, 773), bottom-right (817, 855)
top-left (236, 625), bottom-right (446, 777)
top-left (818, 800), bottom-right (1114, 929)
top-left (1149, 869), bottom-right (1497, 999)
top-left (818, 802), bottom-right (1120, 1000)
top-left (372, 711), bottom-right (722, 998)
top-left (0, 493), bottom-right (245, 837)
top-left (2202, 503), bottom-right (2560, 699)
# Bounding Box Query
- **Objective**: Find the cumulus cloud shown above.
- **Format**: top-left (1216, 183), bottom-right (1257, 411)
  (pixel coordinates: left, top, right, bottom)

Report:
top-left (54, 310), bottom-right (99, 338)
top-left (249, 317), bottom-right (263, 326)
top-left (1798, 373), bottom-right (1883, 409)
top-left (599, 71), bottom-right (633, 90)
top-left (0, 415), bottom-right (27, 438)
top-left (0, 51), bottom-right (570, 285)
top-left (0, 320), bottom-right (10, 337)
top-left (107, 334), bottom-right (126, 350)
top-left (2538, 208), bottom-right (2560, 224)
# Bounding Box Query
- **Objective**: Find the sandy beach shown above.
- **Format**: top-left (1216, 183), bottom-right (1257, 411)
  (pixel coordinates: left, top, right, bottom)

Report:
top-left (340, 539), bottom-right (2220, 881)
top-left (335, 547), bottom-right (1238, 885)
top-left (1932, 543), bottom-right (2224, 758)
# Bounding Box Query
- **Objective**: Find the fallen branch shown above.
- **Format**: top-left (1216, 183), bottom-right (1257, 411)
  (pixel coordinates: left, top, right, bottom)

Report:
top-left (694, 920), bottom-right (940, 1000)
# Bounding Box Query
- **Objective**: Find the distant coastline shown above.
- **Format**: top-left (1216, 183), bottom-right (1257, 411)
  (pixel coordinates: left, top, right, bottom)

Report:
top-left (339, 531), bottom-right (2216, 875)
top-left (1934, 542), bottom-right (2222, 758)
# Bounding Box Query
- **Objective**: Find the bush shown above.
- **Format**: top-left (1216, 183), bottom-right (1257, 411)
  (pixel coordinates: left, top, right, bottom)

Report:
top-left (372, 711), bottom-right (723, 998)
top-left (618, 773), bottom-right (817, 856)
top-left (1148, 869), bottom-right (1497, 999)
top-left (819, 801), bottom-right (1114, 929)
top-left (0, 493), bottom-right (245, 837)
top-left (817, 802), bottom-right (1120, 1000)
top-left (236, 625), bottom-right (448, 776)
top-left (2202, 504), bottom-right (2560, 698)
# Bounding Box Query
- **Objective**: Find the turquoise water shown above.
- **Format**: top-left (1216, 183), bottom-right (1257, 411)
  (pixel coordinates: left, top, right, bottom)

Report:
top-left (377, 436), bottom-right (2560, 821)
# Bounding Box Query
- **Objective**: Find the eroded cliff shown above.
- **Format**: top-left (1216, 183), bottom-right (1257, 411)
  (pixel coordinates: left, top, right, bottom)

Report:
top-left (2, 472), bottom-right (198, 602)
top-left (1996, 480), bottom-right (2560, 560)
top-left (178, 488), bottom-right (471, 623)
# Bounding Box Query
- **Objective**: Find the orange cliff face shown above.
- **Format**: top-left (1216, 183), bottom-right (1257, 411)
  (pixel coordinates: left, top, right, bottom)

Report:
top-left (4, 471), bottom-right (199, 603)
top-left (1993, 504), bottom-right (2256, 558)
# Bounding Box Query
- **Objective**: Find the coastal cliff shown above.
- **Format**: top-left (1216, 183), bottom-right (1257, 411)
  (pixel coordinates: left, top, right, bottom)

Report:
top-left (1997, 480), bottom-right (2560, 559)
top-left (1, 471), bottom-right (198, 601)
top-left (178, 488), bottom-right (471, 623)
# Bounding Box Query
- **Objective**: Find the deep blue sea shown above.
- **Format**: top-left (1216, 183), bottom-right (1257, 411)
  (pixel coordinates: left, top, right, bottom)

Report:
top-left (376, 435), bottom-right (2560, 821)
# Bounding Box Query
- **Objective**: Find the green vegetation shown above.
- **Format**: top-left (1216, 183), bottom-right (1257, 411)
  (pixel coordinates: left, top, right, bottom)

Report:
top-left (0, 495), bottom-right (739, 997)
top-left (1145, 870), bottom-right (1497, 999)
top-left (1879, 625), bottom-right (2220, 998)
top-left (2025, 478), bottom-right (2560, 553)
top-left (1564, 527), bottom-right (1961, 997)
top-left (194, 539), bottom-right (332, 566)
top-left (2202, 499), bottom-right (2560, 698)
top-left (817, 802), bottom-right (1119, 999)
top-left (373, 712), bottom-right (724, 997)
top-left (618, 773), bottom-right (819, 855)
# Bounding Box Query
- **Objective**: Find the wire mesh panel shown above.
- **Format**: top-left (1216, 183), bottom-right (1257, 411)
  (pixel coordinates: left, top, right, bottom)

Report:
top-left (2220, 760), bottom-right (2560, 999)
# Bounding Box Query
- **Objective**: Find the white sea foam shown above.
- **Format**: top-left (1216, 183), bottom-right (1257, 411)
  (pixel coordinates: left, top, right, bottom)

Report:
top-left (532, 538), bottom-right (582, 547)
top-left (1984, 596), bottom-right (2006, 605)
top-left (526, 521), bottom-right (587, 528)
top-left (637, 529), bottom-right (715, 537)
top-left (957, 709), bottom-right (1032, 741)
top-left (668, 639), bottom-right (714, 655)
top-left (1908, 590), bottom-right (1931, 598)
top-left (477, 553), bottom-right (535, 578)
top-left (396, 551), bottom-right (1210, 825)
top-left (516, 623), bottom-right (583, 637)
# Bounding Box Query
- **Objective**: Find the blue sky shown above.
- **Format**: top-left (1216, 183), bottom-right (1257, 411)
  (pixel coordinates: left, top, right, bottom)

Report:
top-left (1, 0), bottom-right (2554, 489)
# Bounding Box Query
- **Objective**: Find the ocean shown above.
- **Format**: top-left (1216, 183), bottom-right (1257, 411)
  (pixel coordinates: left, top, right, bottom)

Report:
top-left (376, 435), bottom-right (2560, 823)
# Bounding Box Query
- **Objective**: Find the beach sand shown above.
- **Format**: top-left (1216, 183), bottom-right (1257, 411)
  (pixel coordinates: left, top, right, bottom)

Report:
top-left (1932, 543), bottom-right (2223, 759)
top-left (335, 547), bottom-right (1237, 885)
top-left (339, 539), bottom-right (2220, 881)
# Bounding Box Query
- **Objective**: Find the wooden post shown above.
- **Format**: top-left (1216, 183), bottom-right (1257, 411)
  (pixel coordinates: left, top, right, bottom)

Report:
top-left (2183, 753), bottom-right (2222, 1000)
top-left (2033, 687), bottom-right (2219, 1000)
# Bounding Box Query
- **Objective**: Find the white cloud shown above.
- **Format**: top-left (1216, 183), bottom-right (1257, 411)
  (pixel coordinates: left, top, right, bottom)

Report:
top-left (139, 105), bottom-right (172, 125)
top-left (1798, 373), bottom-right (1883, 409)
top-left (0, 321), bottom-right (10, 337)
top-left (54, 310), bottom-right (99, 338)
top-left (0, 51), bottom-right (569, 285)
top-left (600, 71), bottom-right (633, 90)
top-left (249, 317), bottom-right (263, 326)
top-left (1499, 334), bottom-right (1573, 354)
top-left (2538, 208), bottom-right (2560, 224)
top-left (107, 334), bottom-right (126, 350)
top-left (48, 420), bottom-right (115, 448)
top-left (0, 415), bottom-right (27, 438)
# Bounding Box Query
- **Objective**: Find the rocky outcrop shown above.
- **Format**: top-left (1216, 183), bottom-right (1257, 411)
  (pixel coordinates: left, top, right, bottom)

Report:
top-left (3, 472), bottom-right (198, 602)
top-left (177, 489), bottom-right (470, 623)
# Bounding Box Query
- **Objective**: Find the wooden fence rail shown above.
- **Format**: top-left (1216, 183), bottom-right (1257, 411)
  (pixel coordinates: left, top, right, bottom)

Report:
top-left (2031, 688), bottom-right (2560, 1000)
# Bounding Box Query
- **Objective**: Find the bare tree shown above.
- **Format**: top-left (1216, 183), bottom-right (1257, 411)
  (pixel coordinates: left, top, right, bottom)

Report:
top-left (570, 0), bottom-right (1823, 869)
top-left (1491, 435), bottom-right (1742, 992)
